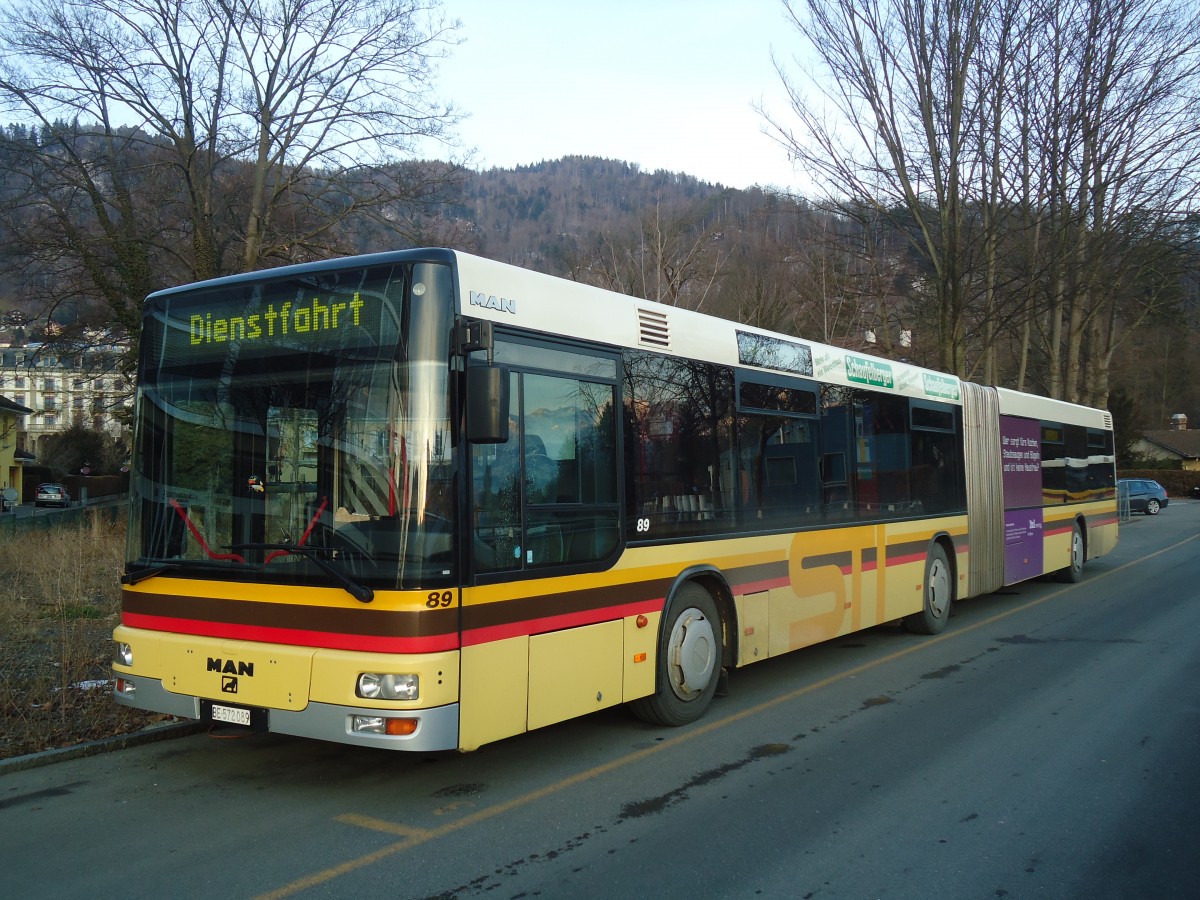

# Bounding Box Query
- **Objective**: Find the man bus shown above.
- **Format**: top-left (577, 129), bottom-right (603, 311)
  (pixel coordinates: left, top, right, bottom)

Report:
top-left (114, 248), bottom-right (1117, 751)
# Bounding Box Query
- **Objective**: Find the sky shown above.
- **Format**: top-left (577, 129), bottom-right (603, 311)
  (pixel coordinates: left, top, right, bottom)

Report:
top-left (430, 0), bottom-right (809, 192)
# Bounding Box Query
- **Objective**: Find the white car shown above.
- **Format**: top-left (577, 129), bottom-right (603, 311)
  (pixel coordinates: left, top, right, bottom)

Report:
top-left (35, 483), bottom-right (71, 507)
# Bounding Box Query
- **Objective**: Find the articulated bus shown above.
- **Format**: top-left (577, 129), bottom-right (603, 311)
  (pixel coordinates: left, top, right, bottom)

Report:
top-left (113, 248), bottom-right (1118, 751)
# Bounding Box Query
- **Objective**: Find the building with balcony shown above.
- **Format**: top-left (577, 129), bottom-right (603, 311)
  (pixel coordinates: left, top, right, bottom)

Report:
top-left (0, 340), bottom-right (132, 460)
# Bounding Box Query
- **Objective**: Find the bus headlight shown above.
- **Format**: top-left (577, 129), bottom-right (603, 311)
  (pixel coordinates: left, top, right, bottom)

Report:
top-left (356, 673), bottom-right (419, 701)
top-left (115, 642), bottom-right (133, 667)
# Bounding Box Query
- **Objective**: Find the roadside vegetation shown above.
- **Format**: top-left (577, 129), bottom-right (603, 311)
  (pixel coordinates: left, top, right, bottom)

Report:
top-left (0, 511), bottom-right (163, 759)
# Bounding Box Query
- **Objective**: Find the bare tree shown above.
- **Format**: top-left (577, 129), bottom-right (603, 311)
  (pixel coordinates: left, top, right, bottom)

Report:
top-left (766, 0), bottom-right (993, 376)
top-left (1042, 0), bottom-right (1200, 406)
top-left (766, 0), bottom-right (1200, 405)
top-left (0, 0), bottom-right (463, 329)
top-left (568, 199), bottom-right (728, 312)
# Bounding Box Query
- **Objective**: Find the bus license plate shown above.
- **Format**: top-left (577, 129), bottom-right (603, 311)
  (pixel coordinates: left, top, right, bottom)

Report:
top-left (210, 703), bottom-right (251, 727)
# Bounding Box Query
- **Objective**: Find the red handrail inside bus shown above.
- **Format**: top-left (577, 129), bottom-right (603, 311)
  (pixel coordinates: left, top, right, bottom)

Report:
top-left (168, 498), bottom-right (246, 563)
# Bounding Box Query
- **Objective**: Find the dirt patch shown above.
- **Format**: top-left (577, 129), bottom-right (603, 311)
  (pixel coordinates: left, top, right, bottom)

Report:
top-left (0, 511), bottom-right (164, 759)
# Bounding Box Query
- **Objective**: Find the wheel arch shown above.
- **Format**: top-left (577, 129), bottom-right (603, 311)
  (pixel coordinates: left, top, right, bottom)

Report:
top-left (930, 531), bottom-right (959, 596)
top-left (666, 565), bottom-right (737, 670)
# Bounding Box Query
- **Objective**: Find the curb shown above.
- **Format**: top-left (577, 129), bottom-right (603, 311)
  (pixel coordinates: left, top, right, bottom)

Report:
top-left (0, 720), bottom-right (205, 776)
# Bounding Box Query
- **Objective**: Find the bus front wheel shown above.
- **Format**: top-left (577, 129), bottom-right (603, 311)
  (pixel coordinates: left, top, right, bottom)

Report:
top-left (630, 581), bottom-right (722, 727)
top-left (904, 543), bottom-right (954, 635)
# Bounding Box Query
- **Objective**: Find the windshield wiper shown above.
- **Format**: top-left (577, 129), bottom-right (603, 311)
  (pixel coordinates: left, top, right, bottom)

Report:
top-left (121, 562), bottom-right (186, 585)
top-left (230, 543), bottom-right (374, 604)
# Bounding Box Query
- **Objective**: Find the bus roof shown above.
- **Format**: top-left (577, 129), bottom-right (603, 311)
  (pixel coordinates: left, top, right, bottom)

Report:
top-left (995, 387), bottom-right (1112, 430)
top-left (454, 249), bottom-right (964, 405)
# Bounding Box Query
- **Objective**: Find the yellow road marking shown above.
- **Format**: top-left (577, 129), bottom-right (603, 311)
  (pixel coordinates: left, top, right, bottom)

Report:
top-left (257, 531), bottom-right (1198, 900)
top-left (334, 814), bottom-right (432, 839)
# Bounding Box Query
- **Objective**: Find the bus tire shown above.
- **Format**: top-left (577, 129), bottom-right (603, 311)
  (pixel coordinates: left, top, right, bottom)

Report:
top-left (904, 543), bottom-right (953, 635)
top-left (1056, 521), bottom-right (1085, 583)
top-left (630, 581), bottom-right (722, 727)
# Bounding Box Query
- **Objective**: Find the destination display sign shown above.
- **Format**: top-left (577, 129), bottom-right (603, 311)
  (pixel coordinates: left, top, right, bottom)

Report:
top-left (187, 294), bottom-right (367, 348)
top-left (154, 273), bottom-right (395, 363)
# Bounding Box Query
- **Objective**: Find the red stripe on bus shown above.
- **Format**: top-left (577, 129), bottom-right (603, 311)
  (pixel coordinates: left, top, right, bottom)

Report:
top-left (121, 611), bottom-right (459, 653)
top-left (1044, 522), bottom-right (1075, 536)
top-left (732, 576), bottom-right (791, 595)
top-left (462, 598), bottom-right (664, 646)
top-left (886, 552), bottom-right (926, 567)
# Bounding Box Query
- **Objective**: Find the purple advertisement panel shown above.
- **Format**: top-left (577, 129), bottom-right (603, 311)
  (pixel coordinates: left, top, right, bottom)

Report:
top-left (1000, 415), bottom-right (1043, 508)
top-left (1000, 415), bottom-right (1044, 583)
top-left (1005, 509), bottom-right (1044, 583)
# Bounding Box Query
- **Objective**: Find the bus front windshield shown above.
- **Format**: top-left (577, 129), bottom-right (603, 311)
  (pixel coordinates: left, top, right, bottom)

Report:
top-left (126, 261), bottom-right (457, 592)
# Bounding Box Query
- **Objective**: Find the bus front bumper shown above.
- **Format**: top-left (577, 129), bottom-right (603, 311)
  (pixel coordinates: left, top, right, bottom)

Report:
top-left (113, 673), bottom-right (460, 752)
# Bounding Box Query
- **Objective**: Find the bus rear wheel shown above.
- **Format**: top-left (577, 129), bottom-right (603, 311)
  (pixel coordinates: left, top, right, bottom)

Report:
top-left (630, 581), bottom-right (722, 727)
top-left (1056, 521), bottom-right (1085, 583)
top-left (904, 543), bottom-right (953, 635)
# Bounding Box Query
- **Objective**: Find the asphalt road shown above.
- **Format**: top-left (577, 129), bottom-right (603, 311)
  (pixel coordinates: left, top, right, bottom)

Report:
top-left (3, 501), bottom-right (1199, 900)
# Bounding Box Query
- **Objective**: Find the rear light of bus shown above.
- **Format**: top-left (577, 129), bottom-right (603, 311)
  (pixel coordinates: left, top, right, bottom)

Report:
top-left (356, 672), bottom-right (419, 701)
top-left (352, 715), bottom-right (419, 736)
top-left (115, 642), bottom-right (133, 667)
top-left (115, 677), bottom-right (135, 696)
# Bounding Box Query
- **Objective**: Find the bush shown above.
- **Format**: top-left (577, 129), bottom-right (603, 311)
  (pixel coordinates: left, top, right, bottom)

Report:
top-left (1117, 468), bottom-right (1200, 498)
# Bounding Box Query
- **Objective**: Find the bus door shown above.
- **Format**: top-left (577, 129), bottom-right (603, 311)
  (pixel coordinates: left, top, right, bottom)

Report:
top-left (460, 337), bottom-right (623, 748)
top-left (469, 339), bottom-right (622, 577)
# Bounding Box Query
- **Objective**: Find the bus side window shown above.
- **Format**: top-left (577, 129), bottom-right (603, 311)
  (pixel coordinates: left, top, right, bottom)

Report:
top-left (624, 351), bottom-right (734, 538)
top-left (1041, 422), bottom-right (1066, 504)
top-left (820, 385), bottom-right (853, 515)
top-left (910, 401), bottom-right (962, 514)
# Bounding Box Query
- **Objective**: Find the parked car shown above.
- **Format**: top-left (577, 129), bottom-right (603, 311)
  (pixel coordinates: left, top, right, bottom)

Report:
top-left (34, 482), bottom-right (71, 508)
top-left (1117, 478), bottom-right (1168, 515)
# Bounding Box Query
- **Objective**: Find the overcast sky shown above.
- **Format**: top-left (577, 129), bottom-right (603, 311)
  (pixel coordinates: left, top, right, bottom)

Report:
top-left (432, 0), bottom-right (807, 191)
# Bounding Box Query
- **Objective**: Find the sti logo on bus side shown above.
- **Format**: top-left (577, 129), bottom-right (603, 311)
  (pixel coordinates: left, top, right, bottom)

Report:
top-left (469, 290), bottom-right (517, 314)
top-left (208, 658), bottom-right (254, 677)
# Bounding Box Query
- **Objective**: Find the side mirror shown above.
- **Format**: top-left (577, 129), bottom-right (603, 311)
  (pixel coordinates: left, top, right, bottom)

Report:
top-left (466, 365), bottom-right (510, 444)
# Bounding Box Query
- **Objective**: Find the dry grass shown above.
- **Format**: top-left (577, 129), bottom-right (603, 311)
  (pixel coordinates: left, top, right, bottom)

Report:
top-left (0, 511), bottom-right (165, 759)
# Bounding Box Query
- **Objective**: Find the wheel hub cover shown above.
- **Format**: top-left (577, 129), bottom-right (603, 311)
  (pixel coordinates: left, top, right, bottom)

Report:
top-left (670, 609), bottom-right (716, 699)
top-left (929, 560), bottom-right (950, 617)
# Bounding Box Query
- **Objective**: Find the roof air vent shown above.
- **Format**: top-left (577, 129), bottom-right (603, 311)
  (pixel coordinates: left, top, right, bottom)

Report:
top-left (638, 308), bottom-right (670, 350)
